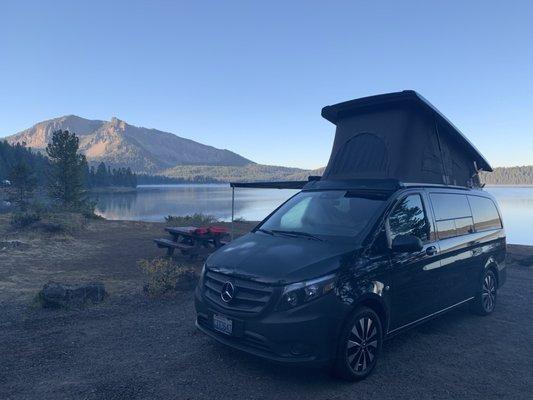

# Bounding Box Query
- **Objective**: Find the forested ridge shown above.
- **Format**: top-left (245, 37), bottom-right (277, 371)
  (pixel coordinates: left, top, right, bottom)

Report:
top-left (0, 141), bottom-right (49, 184)
top-left (480, 166), bottom-right (533, 186)
top-left (2, 140), bottom-right (532, 185)
top-left (1, 140), bottom-right (138, 189)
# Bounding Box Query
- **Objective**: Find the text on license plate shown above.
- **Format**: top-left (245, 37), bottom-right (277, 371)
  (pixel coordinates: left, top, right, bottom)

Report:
top-left (213, 314), bottom-right (233, 335)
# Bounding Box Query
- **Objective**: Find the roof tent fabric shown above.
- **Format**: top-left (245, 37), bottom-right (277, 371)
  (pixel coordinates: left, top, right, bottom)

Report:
top-left (321, 90), bottom-right (492, 187)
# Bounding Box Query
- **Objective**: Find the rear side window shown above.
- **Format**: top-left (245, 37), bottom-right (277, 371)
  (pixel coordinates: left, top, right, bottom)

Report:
top-left (467, 195), bottom-right (502, 231)
top-left (430, 193), bottom-right (474, 239)
top-left (388, 194), bottom-right (430, 242)
top-left (430, 193), bottom-right (471, 219)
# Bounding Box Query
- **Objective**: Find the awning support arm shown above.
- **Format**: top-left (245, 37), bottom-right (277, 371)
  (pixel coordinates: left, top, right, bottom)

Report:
top-left (230, 186), bottom-right (235, 241)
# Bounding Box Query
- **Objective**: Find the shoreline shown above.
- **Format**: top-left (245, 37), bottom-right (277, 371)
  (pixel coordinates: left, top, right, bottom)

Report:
top-left (138, 182), bottom-right (533, 187)
top-left (89, 186), bottom-right (137, 194)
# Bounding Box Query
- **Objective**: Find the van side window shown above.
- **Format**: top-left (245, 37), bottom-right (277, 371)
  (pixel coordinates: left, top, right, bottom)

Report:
top-left (430, 193), bottom-right (474, 239)
top-left (467, 195), bottom-right (502, 231)
top-left (388, 194), bottom-right (430, 242)
top-left (430, 193), bottom-right (471, 220)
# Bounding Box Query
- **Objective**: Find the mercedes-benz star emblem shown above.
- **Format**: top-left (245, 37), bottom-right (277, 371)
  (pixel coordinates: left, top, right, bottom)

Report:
top-left (221, 281), bottom-right (235, 303)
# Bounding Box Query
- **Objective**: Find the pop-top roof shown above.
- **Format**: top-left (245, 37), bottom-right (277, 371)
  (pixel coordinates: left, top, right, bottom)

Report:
top-left (320, 90), bottom-right (491, 187)
top-left (321, 90), bottom-right (492, 172)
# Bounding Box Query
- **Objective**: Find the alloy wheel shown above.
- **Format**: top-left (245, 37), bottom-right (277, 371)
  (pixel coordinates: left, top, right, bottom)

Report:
top-left (481, 273), bottom-right (496, 312)
top-left (346, 316), bottom-right (378, 373)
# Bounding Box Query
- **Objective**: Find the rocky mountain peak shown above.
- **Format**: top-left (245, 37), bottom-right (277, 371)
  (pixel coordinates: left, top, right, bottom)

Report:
top-left (5, 115), bottom-right (253, 174)
top-left (109, 117), bottom-right (127, 131)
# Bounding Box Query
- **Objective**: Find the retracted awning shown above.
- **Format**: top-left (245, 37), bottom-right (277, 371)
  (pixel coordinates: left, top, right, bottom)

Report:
top-left (229, 180), bottom-right (308, 189)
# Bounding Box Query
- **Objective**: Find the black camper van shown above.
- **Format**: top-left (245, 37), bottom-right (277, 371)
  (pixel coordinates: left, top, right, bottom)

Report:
top-left (194, 91), bottom-right (506, 381)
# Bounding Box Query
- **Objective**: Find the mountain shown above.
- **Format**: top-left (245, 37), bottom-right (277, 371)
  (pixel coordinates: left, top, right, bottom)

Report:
top-left (6, 115), bottom-right (252, 174)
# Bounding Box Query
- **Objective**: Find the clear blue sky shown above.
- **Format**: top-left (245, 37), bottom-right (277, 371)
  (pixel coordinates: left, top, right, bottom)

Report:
top-left (1, 0), bottom-right (532, 169)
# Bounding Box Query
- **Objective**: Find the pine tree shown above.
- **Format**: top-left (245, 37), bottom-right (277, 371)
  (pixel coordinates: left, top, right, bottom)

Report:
top-left (46, 130), bottom-right (86, 206)
top-left (95, 162), bottom-right (108, 187)
top-left (8, 161), bottom-right (37, 210)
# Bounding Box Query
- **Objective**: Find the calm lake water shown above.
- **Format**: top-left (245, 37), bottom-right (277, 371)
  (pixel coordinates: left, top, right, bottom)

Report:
top-left (93, 184), bottom-right (533, 245)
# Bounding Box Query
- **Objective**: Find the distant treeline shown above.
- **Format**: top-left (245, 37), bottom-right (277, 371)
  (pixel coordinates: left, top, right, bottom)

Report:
top-left (481, 166), bottom-right (533, 186)
top-left (0, 141), bottom-right (49, 184)
top-left (159, 164), bottom-right (314, 183)
top-left (136, 174), bottom-right (202, 185)
top-left (85, 162), bottom-right (137, 188)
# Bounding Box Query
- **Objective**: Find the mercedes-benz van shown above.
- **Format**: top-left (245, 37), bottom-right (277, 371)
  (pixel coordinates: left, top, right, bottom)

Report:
top-left (195, 90), bottom-right (506, 380)
top-left (195, 183), bottom-right (506, 380)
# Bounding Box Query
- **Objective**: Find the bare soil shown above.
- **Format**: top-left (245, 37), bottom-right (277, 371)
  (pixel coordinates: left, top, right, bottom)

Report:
top-left (0, 216), bottom-right (531, 399)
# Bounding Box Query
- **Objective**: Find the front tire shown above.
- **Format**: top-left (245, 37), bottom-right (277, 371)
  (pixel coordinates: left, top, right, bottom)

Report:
top-left (333, 306), bottom-right (382, 381)
top-left (471, 269), bottom-right (497, 315)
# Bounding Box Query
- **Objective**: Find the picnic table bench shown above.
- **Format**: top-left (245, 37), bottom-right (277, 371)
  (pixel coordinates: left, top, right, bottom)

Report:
top-left (154, 225), bottom-right (230, 258)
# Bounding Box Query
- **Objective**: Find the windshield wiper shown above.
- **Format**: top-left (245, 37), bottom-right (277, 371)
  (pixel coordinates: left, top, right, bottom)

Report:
top-left (271, 230), bottom-right (324, 241)
top-left (256, 228), bottom-right (274, 235)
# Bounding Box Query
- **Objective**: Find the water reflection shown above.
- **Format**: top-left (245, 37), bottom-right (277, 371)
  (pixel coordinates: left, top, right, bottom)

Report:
top-left (93, 184), bottom-right (533, 245)
top-left (485, 186), bottom-right (533, 245)
top-left (93, 184), bottom-right (298, 223)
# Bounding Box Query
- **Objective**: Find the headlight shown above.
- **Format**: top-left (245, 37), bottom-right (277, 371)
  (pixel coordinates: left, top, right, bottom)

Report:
top-left (278, 274), bottom-right (336, 310)
top-left (198, 263), bottom-right (207, 287)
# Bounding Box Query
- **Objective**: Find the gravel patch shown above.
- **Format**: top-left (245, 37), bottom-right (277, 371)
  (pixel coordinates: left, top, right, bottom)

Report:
top-left (0, 264), bottom-right (531, 400)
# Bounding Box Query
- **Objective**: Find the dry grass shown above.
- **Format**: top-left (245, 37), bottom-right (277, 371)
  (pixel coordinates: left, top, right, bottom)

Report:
top-left (0, 213), bottom-right (257, 303)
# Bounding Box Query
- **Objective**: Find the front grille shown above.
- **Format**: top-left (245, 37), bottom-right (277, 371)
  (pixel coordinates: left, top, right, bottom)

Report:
top-left (203, 270), bottom-right (273, 314)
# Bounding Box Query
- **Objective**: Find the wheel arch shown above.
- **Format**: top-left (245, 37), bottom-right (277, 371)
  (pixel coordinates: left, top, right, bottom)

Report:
top-left (483, 257), bottom-right (500, 287)
top-left (353, 294), bottom-right (389, 335)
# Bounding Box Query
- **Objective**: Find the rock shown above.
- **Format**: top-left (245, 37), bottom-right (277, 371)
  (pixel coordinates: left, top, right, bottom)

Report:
top-left (38, 282), bottom-right (107, 308)
top-left (0, 240), bottom-right (29, 251)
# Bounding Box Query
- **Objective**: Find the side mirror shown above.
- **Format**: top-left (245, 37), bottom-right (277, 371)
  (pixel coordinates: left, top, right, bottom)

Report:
top-left (391, 234), bottom-right (423, 253)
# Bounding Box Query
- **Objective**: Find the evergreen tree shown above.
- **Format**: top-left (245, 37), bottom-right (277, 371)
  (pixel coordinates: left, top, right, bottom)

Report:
top-left (95, 162), bottom-right (108, 187)
top-left (0, 141), bottom-right (49, 185)
top-left (8, 161), bottom-right (37, 210)
top-left (46, 130), bottom-right (86, 206)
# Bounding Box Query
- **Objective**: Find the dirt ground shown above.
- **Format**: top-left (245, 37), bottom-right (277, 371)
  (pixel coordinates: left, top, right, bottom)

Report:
top-left (0, 216), bottom-right (532, 399)
top-left (0, 215), bottom-right (253, 303)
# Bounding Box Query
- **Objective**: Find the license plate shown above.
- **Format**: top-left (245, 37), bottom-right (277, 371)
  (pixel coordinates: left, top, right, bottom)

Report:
top-left (213, 314), bottom-right (233, 335)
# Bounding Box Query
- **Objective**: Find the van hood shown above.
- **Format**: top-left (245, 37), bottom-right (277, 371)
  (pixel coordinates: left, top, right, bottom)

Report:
top-left (206, 232), bottom-right (359, 285)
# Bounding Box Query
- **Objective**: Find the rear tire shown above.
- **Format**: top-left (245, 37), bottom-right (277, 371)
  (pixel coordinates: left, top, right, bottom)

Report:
top-left (471, 269), bottom-right (497, 316)
top-left (332, 306), bottom-right (382, 381)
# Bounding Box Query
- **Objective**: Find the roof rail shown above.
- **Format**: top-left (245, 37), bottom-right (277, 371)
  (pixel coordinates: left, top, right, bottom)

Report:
top-left (399, 182), bottom-right (482, 191)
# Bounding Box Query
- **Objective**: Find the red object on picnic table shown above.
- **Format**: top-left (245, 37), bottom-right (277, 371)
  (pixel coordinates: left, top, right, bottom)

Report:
top-left (193, 226), bottom-right (228, 236)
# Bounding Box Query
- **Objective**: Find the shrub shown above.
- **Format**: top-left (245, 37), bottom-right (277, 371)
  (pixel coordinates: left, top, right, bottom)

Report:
top-left (165, 213), bottom-right (218, 226)
top-left (138, 258), bottom-right (197, 296)
top-left (37, 212), bottom-right (87, 234)
top-left (76, 200), bottom-right (103, 219)
top-left (10, 211), bottom-right (41, 228)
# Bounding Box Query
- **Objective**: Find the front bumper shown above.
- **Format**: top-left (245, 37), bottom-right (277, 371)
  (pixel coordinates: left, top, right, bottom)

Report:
top-left (194, 286), bottom-right (346, 365)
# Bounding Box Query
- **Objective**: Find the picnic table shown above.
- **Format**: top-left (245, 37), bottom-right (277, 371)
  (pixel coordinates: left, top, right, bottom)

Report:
top-left (154, 226), bottom-right (230, 258)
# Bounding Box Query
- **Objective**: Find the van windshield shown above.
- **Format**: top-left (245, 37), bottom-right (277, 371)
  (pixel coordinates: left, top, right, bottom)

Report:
top-left (259, 190), bottom-right (385, 238)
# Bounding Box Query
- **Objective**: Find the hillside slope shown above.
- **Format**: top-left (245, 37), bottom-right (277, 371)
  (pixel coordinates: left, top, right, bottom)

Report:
top-left (6, 115), bottom-right (252, 173)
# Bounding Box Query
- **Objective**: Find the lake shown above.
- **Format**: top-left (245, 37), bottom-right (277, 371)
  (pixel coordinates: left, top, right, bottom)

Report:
top-left (93, 184), bottom-right (533, 245)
